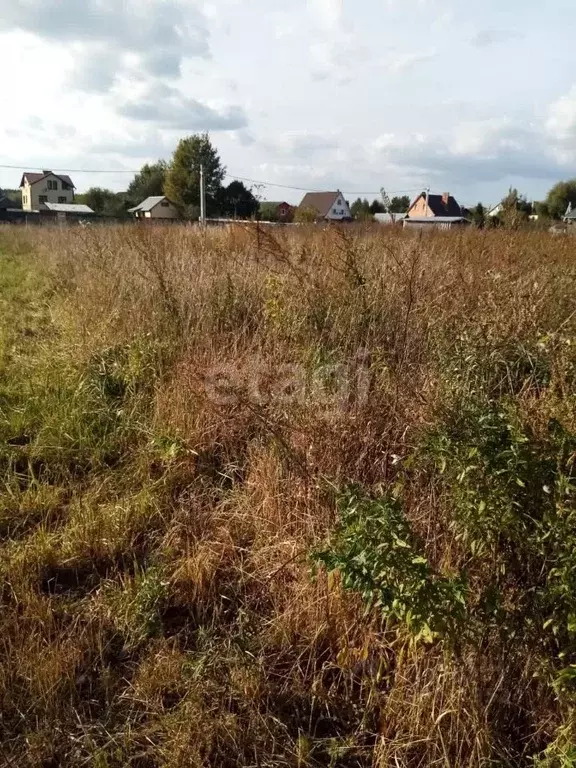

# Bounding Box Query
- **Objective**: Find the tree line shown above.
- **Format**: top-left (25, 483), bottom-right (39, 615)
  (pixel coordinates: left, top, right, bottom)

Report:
top-left (5, 133), bottom-right (576, 224)
top-left (74, 134), bottom-right (260, 219)
top-left (469, 182), bottom-right (576, 228)
top-left (350, 196), bottom-right (410, 219)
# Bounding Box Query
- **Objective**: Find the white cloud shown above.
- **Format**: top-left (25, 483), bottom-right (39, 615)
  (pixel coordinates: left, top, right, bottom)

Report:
top-left (117, 82), bottom-right (248, 131)
top-left (0, 0), bottom-right (210, 83)
top-left (546, 86), bottom-right (576, 163)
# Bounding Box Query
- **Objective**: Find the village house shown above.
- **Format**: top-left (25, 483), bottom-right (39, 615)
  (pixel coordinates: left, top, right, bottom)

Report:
top-left (20, 171), bottom-right (75, 211)
top-left (563, 203), bottom-right (576, 227)
top-left (259, 201), bottom-right (294, 222)
top-left (128, 196), bottom-right (180, 220)
top-left (297, 190), bottom-right (352, 222)
top-left (403, 191), bottom-right (469, 230)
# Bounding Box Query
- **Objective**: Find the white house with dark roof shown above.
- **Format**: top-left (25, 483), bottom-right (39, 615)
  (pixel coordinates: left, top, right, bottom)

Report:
top-left (20, 170), bottom-right (75, 211)
top-left (297, 190), bottom-right (352, 221)
top-left (128, 196), bottom-right (179, 220)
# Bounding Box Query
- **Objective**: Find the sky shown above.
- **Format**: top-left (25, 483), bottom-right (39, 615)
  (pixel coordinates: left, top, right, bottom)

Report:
top-left (1, 0), bottom-right (576, 207)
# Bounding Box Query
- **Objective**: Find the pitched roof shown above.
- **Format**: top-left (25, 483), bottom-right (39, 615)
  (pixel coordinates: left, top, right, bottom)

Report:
top-left (564, 209), bottom-right (576, 220)
top-left (411, 192), bottom-right (463, 217)
top-left (298, 191), bottom-right (341, 217)
top-left (0, 195), bottom-right (14, 210)
top-left (44, 203), bottom-right (94, 214)
top-left (20, 171), bottom-right (75, 188)
top-left (128, 195), bottom-right (171, 213)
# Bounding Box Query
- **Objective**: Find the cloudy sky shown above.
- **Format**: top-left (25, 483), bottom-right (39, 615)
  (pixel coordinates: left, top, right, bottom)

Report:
top-left (1, 0), bottom-right (576, 206)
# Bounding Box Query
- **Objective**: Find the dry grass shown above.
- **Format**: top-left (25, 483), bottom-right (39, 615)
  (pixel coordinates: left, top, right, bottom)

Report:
top-left (1, 223), bottom-right (576, 766)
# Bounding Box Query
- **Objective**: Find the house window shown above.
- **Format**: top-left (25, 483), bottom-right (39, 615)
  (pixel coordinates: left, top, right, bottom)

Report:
top-left (47, 180), bottom-right (58, 190)
top-left (39, 195), bottom-right (48, 204)
top-left (161, 201), bottom-right (169, 207)
top-left (62, 182), bottom-right (70, 191)
top-left (58, 197), bottom-right (67, 203)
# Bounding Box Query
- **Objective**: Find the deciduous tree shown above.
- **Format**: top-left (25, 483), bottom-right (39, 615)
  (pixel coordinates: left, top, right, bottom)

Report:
top-left (164, 133), bottom-right (225, 217)
top-left (390, 195), bottom-right (410, 213)
top-left (217, 181), bottom-right (258, 219)
top-left (545, 179), bottom-right (576, 219)
top-left (127, 161), bottom-right (167, 205)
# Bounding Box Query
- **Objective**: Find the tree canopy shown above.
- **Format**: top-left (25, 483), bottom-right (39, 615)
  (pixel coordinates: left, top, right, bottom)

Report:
top-left (127, 161), bottom-right (167, 205)
top-left (471, 203), bottom-right (486, 227)
top-left (390, 195), bottom-right (410, 213)
top-left (351, 195), bottom-right (410, 218)
top-left (545, 179), bottom-right (576, 219)
top-left (497, 188), bottom-right (532, 228)
top-left (76, 188), bottom-right (131, 217)
top-left (217, 180), bottom-right (259, 219)
top-left (0, 188), bottom-right (20, 206)
top-left (164, 133), bottom-right (225, 217)
top-left (351, 198), bottom-right (372, 220)
top-left (259, 202), bottom-right (280, 222)
top-left (294, 206), bottom-right (318, 224)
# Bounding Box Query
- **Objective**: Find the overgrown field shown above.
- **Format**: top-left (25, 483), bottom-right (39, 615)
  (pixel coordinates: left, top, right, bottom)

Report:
top-left (2, 224), bottom-right (576, 766)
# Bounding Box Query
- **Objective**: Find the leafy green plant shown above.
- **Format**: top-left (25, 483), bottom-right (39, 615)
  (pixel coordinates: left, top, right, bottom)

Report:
top-left (313, 489), bottom-right (468, 643)
top-left (422, 400), bottom-right (576, 684)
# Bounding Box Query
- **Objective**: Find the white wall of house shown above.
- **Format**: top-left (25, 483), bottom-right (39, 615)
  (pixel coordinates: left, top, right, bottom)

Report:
top-left (21, 174), bottom-right (74, 211)
top-left (326, 194), bottom-right (351, 220)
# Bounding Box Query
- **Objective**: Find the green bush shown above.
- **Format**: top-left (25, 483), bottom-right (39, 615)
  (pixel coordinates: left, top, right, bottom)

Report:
top-left (312, 489), bottom-right (468, 643)
top-left (422, 400), bottom-right (576, 689)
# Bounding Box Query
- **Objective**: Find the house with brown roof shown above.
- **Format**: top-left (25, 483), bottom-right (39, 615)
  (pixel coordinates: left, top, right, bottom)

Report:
top-left (297, 190), bottom-right (352, 222)
top-left (20, 170), bottom-right (75, 212)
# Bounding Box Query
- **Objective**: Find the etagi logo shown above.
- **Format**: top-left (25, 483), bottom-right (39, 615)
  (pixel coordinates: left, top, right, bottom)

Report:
top-left (202, 349), bottom-right (372, 410)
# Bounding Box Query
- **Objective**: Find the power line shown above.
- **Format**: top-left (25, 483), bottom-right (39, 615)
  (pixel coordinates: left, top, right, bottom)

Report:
top-left (0, 163), bottom-right (135, 173)
top-left (0, 161), bottom-right (424, 197)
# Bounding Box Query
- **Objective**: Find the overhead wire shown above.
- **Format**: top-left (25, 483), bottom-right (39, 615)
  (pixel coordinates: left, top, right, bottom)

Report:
top-left (0, 162), bottom-right (424, 197)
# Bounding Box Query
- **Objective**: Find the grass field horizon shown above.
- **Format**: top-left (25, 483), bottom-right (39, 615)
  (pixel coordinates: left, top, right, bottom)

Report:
top-left (2, 223), bottom-right (576, 766)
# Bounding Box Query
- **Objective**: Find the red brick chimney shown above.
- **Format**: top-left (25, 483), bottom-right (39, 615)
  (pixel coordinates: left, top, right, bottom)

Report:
top-left (442, 192), bottom-right (450, 208)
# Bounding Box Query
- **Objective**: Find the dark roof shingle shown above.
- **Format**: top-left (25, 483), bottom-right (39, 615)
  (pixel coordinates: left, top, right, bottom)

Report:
top-left (422, 193), bottom-right (463, 217)
top-left (20, 171), bottom-right (75, 188)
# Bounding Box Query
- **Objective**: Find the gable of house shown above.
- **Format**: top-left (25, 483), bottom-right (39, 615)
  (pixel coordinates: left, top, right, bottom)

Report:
top-left (20, 172), bottom-right (75, 190)
top-left (298, 191), bottom-right (351, 220)
top-left (407, 192), bottom-right (463, 219)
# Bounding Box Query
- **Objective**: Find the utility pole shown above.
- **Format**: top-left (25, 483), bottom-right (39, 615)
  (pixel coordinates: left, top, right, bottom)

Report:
top-left (425, 186), bottom-right (430, 216)
top-left (199, 164), bottom-right (206, 226)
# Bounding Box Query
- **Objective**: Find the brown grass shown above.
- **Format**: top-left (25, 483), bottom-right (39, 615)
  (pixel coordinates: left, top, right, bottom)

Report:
top-left (1, 223), bottom-right (575, 766)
